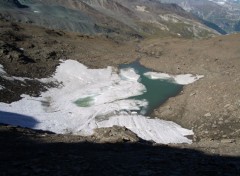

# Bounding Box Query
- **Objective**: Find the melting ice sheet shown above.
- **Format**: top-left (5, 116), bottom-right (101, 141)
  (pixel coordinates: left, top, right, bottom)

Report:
top-left (0, 60), bottom-right (194, 144)
top-left (144, 72), bottom-right (204, 85)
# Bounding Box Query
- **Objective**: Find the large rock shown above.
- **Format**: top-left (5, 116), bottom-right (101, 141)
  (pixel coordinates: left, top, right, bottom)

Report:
top-left (93, 126), bottom-right (141, 143)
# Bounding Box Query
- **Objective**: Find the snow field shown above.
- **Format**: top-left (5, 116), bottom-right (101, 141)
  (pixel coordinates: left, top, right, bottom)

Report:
top-left (0, 60), bottom-right (196, 144)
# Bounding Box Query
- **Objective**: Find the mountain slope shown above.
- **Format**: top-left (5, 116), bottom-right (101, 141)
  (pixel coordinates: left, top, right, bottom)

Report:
top-left (1, 17), bottom-right (240, 154)
top-left (0, 0), bottom-right (218, 39)
top-left (160, 0), bottom-right (240, 33)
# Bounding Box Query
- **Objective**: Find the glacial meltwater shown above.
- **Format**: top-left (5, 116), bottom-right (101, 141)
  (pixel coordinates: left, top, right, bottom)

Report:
top-left (0, 60), bottom-right (195, 144)
top-left (120, 61), bottom-right (183, 115)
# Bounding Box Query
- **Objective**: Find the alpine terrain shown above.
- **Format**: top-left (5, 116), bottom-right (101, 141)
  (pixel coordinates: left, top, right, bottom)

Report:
top-left (160, 0), bottom-right (240, 33)
top-left (0, 0), bottom-right (240, 175)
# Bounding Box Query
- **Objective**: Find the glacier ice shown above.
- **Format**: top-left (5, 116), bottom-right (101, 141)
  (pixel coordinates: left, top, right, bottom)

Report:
top-left (0, 60), bottom-right (194, 144)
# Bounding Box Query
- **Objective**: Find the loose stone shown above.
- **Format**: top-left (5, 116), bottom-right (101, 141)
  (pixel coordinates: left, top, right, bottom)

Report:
top-left (220, 139), bottom-right (236, 144)
top-left (204, 113), bottom-right (212, 117)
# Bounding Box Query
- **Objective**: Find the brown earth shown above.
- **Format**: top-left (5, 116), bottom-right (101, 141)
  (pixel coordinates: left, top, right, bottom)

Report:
top-left (137, 36), bottom-right (240, 142)
top-left (0, 18), bottom-right (240, 175)
top-left (0, 19), bottom-right (137, 102)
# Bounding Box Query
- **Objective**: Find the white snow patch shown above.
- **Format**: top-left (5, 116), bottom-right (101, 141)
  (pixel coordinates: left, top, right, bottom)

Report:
top-left (144, 72), bottom-right (204, 85)
top-left (0, 65), bottom-right (7, 75)
top-left (98, 115), bottom-right (193, 144)
top-left (136, 6), bottom-right (149, 13)
top-left (120, 68), bottom-right (140, 81)
top-left (0, 64), bottom-right (14, 81)
top-left (0, 60), bottom-right (194, 144)
top-left (180, 1), bottom-right (193, 12)
top-left (159, 14), bottom-right (180, 23)
top-left (0, 64), bottom-right (34, 82)
top-left (208, 0), bottom-right (227, 5)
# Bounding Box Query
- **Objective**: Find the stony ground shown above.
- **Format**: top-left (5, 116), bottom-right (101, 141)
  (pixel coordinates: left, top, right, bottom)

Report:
top-left (138, 36), bottom-right (240, 142)
top-left (0, 18), bottom-right (137, 102)
top-left (0, 18), bottom-right (240, 175)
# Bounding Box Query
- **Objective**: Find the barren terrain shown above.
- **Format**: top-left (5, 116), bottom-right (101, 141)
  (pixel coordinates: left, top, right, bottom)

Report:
top-left (0, 17), bottom-right (240, 175)
top-left (138, 35), bottom-right (240, 142)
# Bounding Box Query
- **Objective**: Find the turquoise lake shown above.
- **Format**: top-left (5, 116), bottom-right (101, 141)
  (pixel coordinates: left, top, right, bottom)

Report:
top-left (120, 61), bottom-right (183, 115)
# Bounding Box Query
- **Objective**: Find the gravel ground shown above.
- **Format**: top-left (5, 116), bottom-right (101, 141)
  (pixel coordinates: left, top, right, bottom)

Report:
top-left (138, 36), bottom-right (240, 142)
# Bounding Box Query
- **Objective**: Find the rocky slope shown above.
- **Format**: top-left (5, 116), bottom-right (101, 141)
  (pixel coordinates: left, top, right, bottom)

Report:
top-left (0, 2), bottom-right (240, 175)
top-left (0, 0), bottom-right (218, 39)
top-left (0, 15), bottom-right (240, 145)
top-left (137, 34), bottom-right (240, 143)
top-left (160, 0), bottom-right (240, 33)
top-left (0, 17), bottom-right (138, 103)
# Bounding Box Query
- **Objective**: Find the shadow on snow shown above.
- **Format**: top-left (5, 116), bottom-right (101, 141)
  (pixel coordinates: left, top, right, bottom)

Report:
top-left (0, 111), bottom-right (39, 129)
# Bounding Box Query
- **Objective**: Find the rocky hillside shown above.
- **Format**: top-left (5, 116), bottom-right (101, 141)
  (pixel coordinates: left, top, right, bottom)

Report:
top-left (0, 0), bottom-right (218, 39)
top-left (137, 33), bottom-right (240, 142)
top-left (1, 15), bottom-right (240, 145)
top-left (1, 5), bottom-right (240, 174)
top-left (160, 0), bottom-right (240, 34)
top-left (0, 17), bottom-right (139, 103)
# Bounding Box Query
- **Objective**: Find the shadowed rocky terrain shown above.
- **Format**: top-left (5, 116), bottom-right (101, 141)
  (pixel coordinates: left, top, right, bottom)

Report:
top-left (1, 124), bottom-right (240, 176)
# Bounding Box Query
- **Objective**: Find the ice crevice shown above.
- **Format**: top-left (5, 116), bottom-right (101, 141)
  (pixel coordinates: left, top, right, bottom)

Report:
top-left (0, 60), bottom-right (202, 144)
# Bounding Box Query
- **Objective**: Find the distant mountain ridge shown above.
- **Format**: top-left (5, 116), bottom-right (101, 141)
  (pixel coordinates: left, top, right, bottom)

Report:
top-left (160, 0), bottom-right (240, 33)
top-left (0, 0), bottom-right (218, 39)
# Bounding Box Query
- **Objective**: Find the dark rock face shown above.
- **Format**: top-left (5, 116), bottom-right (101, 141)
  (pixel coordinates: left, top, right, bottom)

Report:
top-left (1, 0), bottom-right (29, 8)
top-left (12, 0), bottom-right (29, 8)
top-left (93, 126), bottom-right (141, 143)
